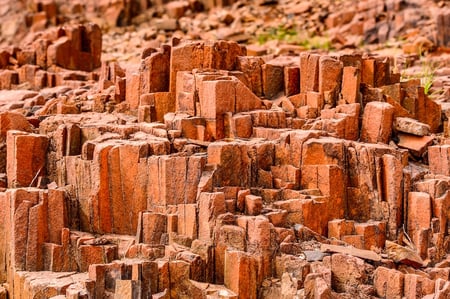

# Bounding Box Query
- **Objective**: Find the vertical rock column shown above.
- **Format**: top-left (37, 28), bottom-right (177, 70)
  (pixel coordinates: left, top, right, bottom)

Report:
top-left (6, 130), bottom-right (48, 188)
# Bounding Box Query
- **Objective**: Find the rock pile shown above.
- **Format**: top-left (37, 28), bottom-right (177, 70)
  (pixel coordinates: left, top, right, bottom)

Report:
top-left (0, 0), bottom-right (449, 298)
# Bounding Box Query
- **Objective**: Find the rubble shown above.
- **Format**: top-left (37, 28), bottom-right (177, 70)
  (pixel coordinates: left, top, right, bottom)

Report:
top-left (0, 0), bottom-right (449, 298)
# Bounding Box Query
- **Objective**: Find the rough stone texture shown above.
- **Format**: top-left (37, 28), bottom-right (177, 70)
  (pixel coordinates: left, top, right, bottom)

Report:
top-left (360, 101), bottom-right (395, 144)
top-left (0, 1), bottom-right (449, 298)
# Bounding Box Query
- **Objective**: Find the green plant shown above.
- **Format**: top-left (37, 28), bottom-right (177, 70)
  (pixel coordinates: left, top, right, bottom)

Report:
top-left (300, 35), bottom-right (332, 51)
top-left (399, 54), bottom-right (439, 96)
top-left (420, 61), bottom-right (435, 95)
top-left (256, 26), bottom-right (332, 51)
top-left (256, 25), bottom-right (300, 44)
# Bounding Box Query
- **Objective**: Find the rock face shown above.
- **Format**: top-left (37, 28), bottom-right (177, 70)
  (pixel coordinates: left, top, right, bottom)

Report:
top-left (0, 0), bottom-right (449, 299)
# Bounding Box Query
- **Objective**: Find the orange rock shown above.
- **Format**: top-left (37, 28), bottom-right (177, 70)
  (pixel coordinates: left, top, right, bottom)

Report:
top-left (262, 63), bottom-right (284, 98)
top-left (404, 274), bottom-right (435, 298)
top-left (139, 45), bottom-right (170, 94)
top-left (141, 212), bottom-right (167, 245)
top-left (236, 56), bottom-right (264, 96)
top-left (301, 137), bottom-right (345, 167)
top-left (224, 250), bottom-right (257, 299)
top-left (360, 101), bottom-right (394, 144)
top-left (397, 133), bottom-right (434, 157)
top-left (6, 131), bottom-right (48, 188)
top-left (284, 66), bottom-right (300, 96)
top-left (300, 52), bottom-right (320, 92)
top-left (407, 192), bottom-right (431, 256)
top-left (331, 253), bottom-right (368, 293)
top-left (361, 58), bottom-right (375, 87)
top-left (114, 280), bottom-right (141, 298)
top-left (373, 266), bottom-right (405, 298)
top-left (341, 66), bottom-right (361, 104)
top-left (126, 71), bottom-right (141, 110)
top-left (214, 224), bottom-right (246, 284)
top-left (245, 194), bottom-right (263, 216)
top-left (318, 56), bottom-right (343, 107)
top-left (198, 192), bottom-right (226, 242)
top-left (428, 145), bottom-right (450, 176)
top-left (382, 154), bottom-right (404, 240)
top-left (328, 219), bottom-right (355, 240)
top-left (200, 79), bottom-right (235, 118)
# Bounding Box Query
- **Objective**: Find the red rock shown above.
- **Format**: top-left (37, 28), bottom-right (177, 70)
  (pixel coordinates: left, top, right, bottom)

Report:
top-left (230, 114), bottom-right (253, 138)
top-left (18, 64), bottom-right (40, 87)
top-left (385, 240), bottom-right (424, 268)
top-left (198, 192), bottom-right (226, 242)
top-left (126, 71), bottom-right (141, 110)
top-left (304, 273), bottom-right (331, 299)
top-left (341, 234), bottom-right (365, 249)
top-left (0, 51), bottom-right (10, 68)
top-left (416, 90), bottom-right (441, 133)
top-left (404, 274), bottom-right (435, 298)
top-left (262, 63), bottom-right (283, 98)
top-left (47, 24), bottom-right (101, 71)
top-left (373, 266), bottom-right (404, 298)
top-left (236, 56), bottom-right (264, 96)
top-left (0, 286), bottom-right (6, 299)
top-left (245, 194), bottom-right (263, 216)
top-left (170, 40), bottom-right (243, 92)
top-left (301, 137), bottom-right (345, 168)
top-left (397, 133), bottom-right (434, 157)
top-left (17, 48), bottom-right (36, 66)
top-left (328, 219), bottom-right (355, 240)
top-left (175, 71), bottom-right (196, 115)
top-left (214, 224), bottom-right (246, 283)
top-left (200, 78), bottom-right (235, 119)
top-left (355, 221), bottom-right (386, 250)
top-left (165, 1), bottom-right (189, 19)
top-left (115, 280), bottom-right (141, 298)
top-left (382, 154), bottom-right (404, 240)
top-left (0, 70), bottom-right (19, 89)
top-left (224, 250), bottom-right (257, 299)
top-left (306, 91), bottom-right (324, 109)
top-left (140, 45), bottom-right (170, 95)
top-left (141, 212), bottom-right (167, 245)
top-left (395, 117), bottom-right (430, 136)
top-left (341, 66), bottom-right (361, 104)
top-left (360, 101), bottom-right (394, 144)
top-left (407, 192), bottom-right (431, 256)
top-left (208, 142), bottom-right (250, 187)
top-left (318, 56), bottom-right (343, 107)
top-left (428, 145), bottom-right (450, 176)
top-left (436, 12), bottom-right (450, 47)
top-left (331, 253), bottom-right (368, 293)
top-left (300, 52), bottom-right (320, 92)
top-left (7, 131), bottom-right (48, 188)
top-left (296, 105), bottom-right (317, 119)
top-left (374, 57), bottom-right (390, 87)
top-left (284, 66), bottom-right (300, 96)
top-left (0, 111), bottom-right (32, 139)
top-left (234, 78), bottom-right (263, 113)
top-left (245, 44), bottom-right (267, 56)
top-left (177, 203), bottom-right (197, 240)
top-left (361, 58), bottom-right (375, 87)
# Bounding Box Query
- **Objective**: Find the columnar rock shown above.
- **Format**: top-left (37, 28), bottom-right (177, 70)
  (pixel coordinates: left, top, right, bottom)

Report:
top-left (7, 130), bottom-right (48, 188)
top-left (428, 145), bottom-right (450, 176)
top-left (47, 24), bottom-right (102, 71)
top-left (318, 56), bottom-right (343, 107)
top-left (436, 11), bottom-right (450, 47)
top-left (0, 18), bottom-right (449, 297)
top-left (360, 101), bottom-right (394, 144)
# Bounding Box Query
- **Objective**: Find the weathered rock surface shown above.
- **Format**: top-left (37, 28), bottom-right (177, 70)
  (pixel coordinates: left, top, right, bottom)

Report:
top-left (0, 0), bottom-right (449, 298)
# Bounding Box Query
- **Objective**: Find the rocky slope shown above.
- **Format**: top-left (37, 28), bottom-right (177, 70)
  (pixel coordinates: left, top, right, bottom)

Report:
top-left (0, 0), bottom-right (450, 298)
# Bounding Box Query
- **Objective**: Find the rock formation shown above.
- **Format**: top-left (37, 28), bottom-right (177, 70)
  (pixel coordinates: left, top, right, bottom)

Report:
top-left (0, 0), bottom-right (449, 298)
